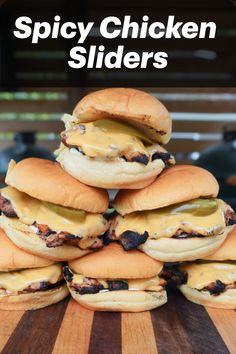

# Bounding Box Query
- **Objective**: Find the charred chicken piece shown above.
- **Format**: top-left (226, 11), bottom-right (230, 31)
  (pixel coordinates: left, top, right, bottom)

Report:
top-left (45, 234), bottom-right (65, 247)
top-left (0, 194), bottom-right (17, 217)
top-left (152, 152), bottom-right (172, 166)
top-left (172, 229), bottom-right (202, 239)
top-left (160, 264), bottom-right (187, 285)
top-left (34, 223), bottom-right (52, 237)
top-left (225, 209), bottom-right (236, 226)
top-left (129, 152), bottom-right (149, 165)
top-left (203, 280), bottom-right (226, 296)
top-left (102, 231), bottom-right (116, 246)
top-left (72, 277), bottom-right (104, 295)
top-left (63, 266), bottom-right (74, 282)
top-left (120, 230), bottom-right (149, 251)
top-left (20, 279), bottom-right (65, 294)
top-left (108, 280), bottom-right (128, 291)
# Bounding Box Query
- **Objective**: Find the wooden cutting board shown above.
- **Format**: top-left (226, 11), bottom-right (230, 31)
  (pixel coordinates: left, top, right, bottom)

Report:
top-left (0, 287), bottom-right (235, 354)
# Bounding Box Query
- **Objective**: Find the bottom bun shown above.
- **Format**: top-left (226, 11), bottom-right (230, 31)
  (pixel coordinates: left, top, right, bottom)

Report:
top-left (179, 284), bottom-right (236, 309)
top-left (139, 227), bottom-right (232, 262)
top-left (56, 147), bottom-right (165, 189)
top-left (0, 284), bottom-right (69, 311)
top-left (69, 288), bottom-right (167, 312)
top-left (0, 215), bottom-right (90, 261)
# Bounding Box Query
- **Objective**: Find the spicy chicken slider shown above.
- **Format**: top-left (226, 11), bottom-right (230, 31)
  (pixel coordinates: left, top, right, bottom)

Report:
top-left (177, 226), bottom-right (236, 309)
top-left (0, 158), bottom-right (109, 261)
top-left (55, 88), bottom-right (174, 189)
top-left (0, 228), bottom-right (68, 310)
top-left (111, 165), bottom-right (235, 261)
top-left (64, 243), bottom-right (167, 312)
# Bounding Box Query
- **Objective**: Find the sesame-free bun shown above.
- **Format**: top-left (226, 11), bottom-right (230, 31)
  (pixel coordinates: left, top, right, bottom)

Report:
top-left (0, 215), bottom-right (90, 262)
top-left (72, 88), bottom-right (171, 145)
top-left (57, 147), bottom-right (164, 189)
top-left (204, 225), bottom-right (236, 261)
top-left (5, 158), bottom-right (109, 213)
top-left (179, 284), bottom-right (236, 309)
top-left (114, 165), bottom-right (219, 215)
top-left (69, 243), bottom-right (163, 279)
top-left (69, 288), bottom-right (167, 312)
top-left (0, 228), bottom-right (54, 271)
top-left (138, 227), bottom-right (232, 262)
top-left (0, 284), bottom-right (69, 311)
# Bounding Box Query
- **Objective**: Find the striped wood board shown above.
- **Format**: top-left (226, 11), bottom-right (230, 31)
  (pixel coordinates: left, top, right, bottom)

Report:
top-left (0, 287), bottom-right (235, 354)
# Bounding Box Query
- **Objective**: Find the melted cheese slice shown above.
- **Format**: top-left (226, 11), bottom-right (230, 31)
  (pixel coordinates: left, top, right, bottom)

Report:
top-left (0, 264), bottom-right (62, 293)
top-left (1, 187), bottom-right (108, 237)
top-left (115, 199), bottom-right (227, 239)
top-left (64, 119), bottom-right (152, 159)
top-left (72, 274), bottom-right (163, 292)
top-left (182, 262), bottom-right (236, 290)
top-left (128, 276), bottom-right (164, 291)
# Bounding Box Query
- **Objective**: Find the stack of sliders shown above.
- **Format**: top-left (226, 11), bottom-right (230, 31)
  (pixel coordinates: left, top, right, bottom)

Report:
top-left (52, 87), bottom-right (174, 311)
top-left (109, 160), bottom-right (236, 310)
top-left (1, 87), bottom-right (235, 313)
top-left (0, 87), bottom-right (175, 312)
top-left (0, 228), bottom-right (69, 310)
top-left (176, 226), bottom-right (236, 309)
top-left (55, 88), bottom-right (175, 189)
top-left (0, 157), bottom-right (110, 310)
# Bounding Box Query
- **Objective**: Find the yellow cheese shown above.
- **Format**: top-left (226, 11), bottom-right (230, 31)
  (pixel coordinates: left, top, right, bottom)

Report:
top-left (72, 274), bottom-right (162, 291)
top-left (128, 276), bottom-right (163, 291)
top-left (64, 119), bottom-right (152, 159)
top-left (115, 199), bottom-right (227, 239)
top-left (1, 186), bottom-right (108, 237)
top-left (0, 264), bottom-right (62, 293)
top-left (71, 274), bottom-right (84, 284)
top-left (182, 262), bottom-right (236, 290)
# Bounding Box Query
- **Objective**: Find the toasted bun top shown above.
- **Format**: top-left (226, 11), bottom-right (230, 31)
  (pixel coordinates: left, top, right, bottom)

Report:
top-left (0, 228), bottom-right (54, 271)
top-left (204, 226), bottom-right (236, 261)
top-left (5, 158), bottom-right (109, 213)
top-left (72, 88), bottom-right (171, 144)
top-left (114, 165), bottom-right (219, 215)
top-left (69, 243), bottom-right (163, 279)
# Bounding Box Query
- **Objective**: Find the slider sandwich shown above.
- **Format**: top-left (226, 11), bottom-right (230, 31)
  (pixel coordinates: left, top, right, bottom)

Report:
top-left (111, 165), bottom-right (236, 261)
top-left (63, 243), bottom-right (167, 312)
top-left (0, 158), bottom-right (109, 261)
top-left (0, 228), bottom-right (68, 310)
top-left (177, 226), bottom-right (236, 309)
top-left (55, 88), bottom-right (174, 189)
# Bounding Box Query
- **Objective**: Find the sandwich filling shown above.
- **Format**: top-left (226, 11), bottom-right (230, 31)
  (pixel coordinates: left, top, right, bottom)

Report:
top-left (0, 264), bottom-right (64, 296)
top-left (0, 186), bottom-right (109, 249)
top-left (177, 261), bottom-right (236, 296)
top-left (63, 266), bottom-right (166, 295)
top-left (110, 199), bottom-right (236, 250)
top-left (57, 116), bottom-right (174, 167)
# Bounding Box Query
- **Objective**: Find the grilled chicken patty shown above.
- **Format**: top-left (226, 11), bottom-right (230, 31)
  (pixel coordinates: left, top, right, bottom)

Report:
top-left (0, 279), bottom-right (65, 296)
top-left (63, 266), bottom-right (166, 296)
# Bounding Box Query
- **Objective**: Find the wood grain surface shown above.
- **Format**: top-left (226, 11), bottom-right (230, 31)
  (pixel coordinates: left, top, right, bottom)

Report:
top-left (0, 287), bottom-right (234, 354)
